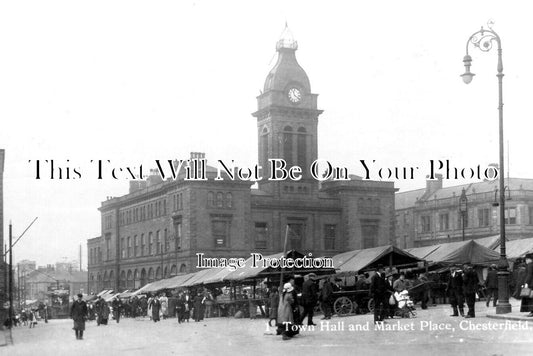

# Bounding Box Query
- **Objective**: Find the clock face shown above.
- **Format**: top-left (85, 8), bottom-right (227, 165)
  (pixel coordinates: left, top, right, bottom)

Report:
top-left (288, 87), bottom-right (302, 103)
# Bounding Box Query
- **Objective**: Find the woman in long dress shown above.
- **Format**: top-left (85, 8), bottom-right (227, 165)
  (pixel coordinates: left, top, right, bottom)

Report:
top-left (277, 282), bottom-right (297, 340)
top-left (151, 296), bottom-right (161, 322)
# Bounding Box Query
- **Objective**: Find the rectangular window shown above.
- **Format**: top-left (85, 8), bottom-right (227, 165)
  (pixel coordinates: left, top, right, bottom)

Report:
top-left (134, 235), bottom-right (138, 257)
top-left (164, 229), bottom-right (169, 251)
top-left (140, 234), bottom-right (145, 256)
top-left (287, 223), bottom-right (304, 251)
top-left (361, 222), bottom-right (378, 248)
top-left (213, 221), bottom-right (228, 248)
top-left (505, 207), bottom-right (517, 225)
top-left (105, 237), bottom-right (111, 261)
top-left (254, 222), bottom-right (268, 249)
top-left (176, 223), bottom-right (182, 250)
top-left (121, 238), bottom-right (125, 259)
top-left (156, 230), bottom-right (161, 254)
top-left (148, 232), bottom-right (153, 255)
top-left (421, 216), bottom-right (431, 233)
top-left (127, 236), bottom-right (132, 258)
top-left (478, 208), bottom-right (490, 227)
top-left (324, 224), bottom-right (336, 250)
top-left (439, 213), bottom-right (449, 231)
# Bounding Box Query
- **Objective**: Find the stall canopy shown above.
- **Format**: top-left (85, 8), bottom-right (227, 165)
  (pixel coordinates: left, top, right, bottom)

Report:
top-left (474, 235), bottom-right (502, 249)
top-left (224, 250), bottom-right (335, 282)
top-left (332, 245), bottom-right (423, 275)
top-left (411, 240), bottom-right (500, 265)
top-left (501, 237), bottom-right (533, 260)
top-left (133, 273), bottom-right (196, 295)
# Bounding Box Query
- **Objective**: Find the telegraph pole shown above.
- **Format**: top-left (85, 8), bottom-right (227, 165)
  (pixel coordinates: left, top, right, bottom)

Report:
top-left (9, 222), bottom-right (13, 324)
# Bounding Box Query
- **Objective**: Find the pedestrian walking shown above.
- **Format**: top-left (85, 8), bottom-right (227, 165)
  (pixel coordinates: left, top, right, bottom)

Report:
top-left (193, 291), bottom-right (204, 322)
top-left (160, 294), bottom-right (169, 320)
top-left (520, 253), bottom-right (533, 317)
top-left (112, 297), bottom-right (122, 323)
top-left (462, 263), bottom-right (479, 318)
top-left (70, 293), bottom-right (88, 340)
top-left (277, 282), bottom-right (297, 340)
top-left (300, 273), bottom-right (318, 326)
top-left (447, 266), bottom-right (465, 317)
top-left (484, 264), bottom-right (498, 307)
top-left (370, 265), bottom-right (391, 324)
top-left (150, 296), bottom-right (161, 322)
top-left (320, 277), bottom-right (334, 320)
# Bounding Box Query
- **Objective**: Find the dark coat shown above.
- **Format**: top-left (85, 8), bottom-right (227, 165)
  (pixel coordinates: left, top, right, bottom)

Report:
top-left (463, 269), bottom-right (479, 294)
top-left (70, 300), bottom-right (87, 331)
top-left (525, 262), bottom-right (533, 287)
top-left (320, 280), bottom-right (334, 302)
top-left (301, 279), bottom-right (318, 306)
top-left (447, 271), bottom-right (464, 296)
top-left (485, 270), bottom-right (499, 289)
top-left (370, 272), bottom-right (390, 299)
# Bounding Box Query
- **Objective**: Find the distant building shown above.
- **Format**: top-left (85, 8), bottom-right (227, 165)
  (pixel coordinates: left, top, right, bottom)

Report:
top-left (395, 175), bottom-right (533, 248)
top-left (87, 27), bottom-right (397, 293)
top-left (23, 267), bottom-right (87, 301)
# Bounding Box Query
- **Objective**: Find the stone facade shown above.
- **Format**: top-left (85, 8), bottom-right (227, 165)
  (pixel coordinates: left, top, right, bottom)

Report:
top-left (87, 30), bottom-right (397, 293)
top-left (395, 175), bottom-right (533, 248)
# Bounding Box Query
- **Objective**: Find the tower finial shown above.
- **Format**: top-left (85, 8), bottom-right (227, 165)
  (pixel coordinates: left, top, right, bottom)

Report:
top-left (276, 22), bottom-right (298, 51)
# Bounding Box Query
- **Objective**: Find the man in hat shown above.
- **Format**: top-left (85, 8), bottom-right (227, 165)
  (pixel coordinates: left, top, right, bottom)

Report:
top-left (520, 253), bottom-right (533, 317)
top-left (447, 266), bottom-right (465, 317)
top-left (70, 293), bottom-right (88, 340)
top-left (462, 263), bottom-right (479, 318)
top-left (300, 273), bottom-right (318, 326)
top-left (320, 277), bottom-right (334, 320)
top-left (393, 272), bottom-right (411, 293)
top-left (370, 265), bottom-right (392, 324)
top-left (484, 264), bottom-right (499, 307)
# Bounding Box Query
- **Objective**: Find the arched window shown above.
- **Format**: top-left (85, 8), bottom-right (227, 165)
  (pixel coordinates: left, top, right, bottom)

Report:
top-left (283, 126), bottom-right (293, 166)
top-left (216, 192), bottom-right (224, 208)
top-left (207, 192), bottom-right (214, 207)
top-left (297, 127), bottom-right (307, 169)
top-left (103, 271), bottom-right (109, 289)
top-left (260, 126), bottom-right (269, 166)
top-left (164, 266), bottom-right (168, 278)
top-left (134, 269), bottom-right (140, 289)
top-left (109, 270), bottom-right (114, 288)
top-left (127, 270), bottom-right (133, 289)
top-left (170, 265), bottom-right (177, 276)
top-left (156, 266), bottom-right (162, 280)
top-left (226, 193), bottom-right (233, 208)
top-left (148, 268), bottom-right (154, 282)
top-left (120, 270), bottom-right (126, 289)
top-left (141, 269), bottom-right (147, 287)
top-left (180, 264), bottom-right (187, 273)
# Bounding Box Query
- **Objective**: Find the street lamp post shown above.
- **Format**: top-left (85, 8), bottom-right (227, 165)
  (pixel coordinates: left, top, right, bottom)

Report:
top-left (459, 188), bottom-right (468, 241)
top-left (461, 21), bottom-right (511, 314)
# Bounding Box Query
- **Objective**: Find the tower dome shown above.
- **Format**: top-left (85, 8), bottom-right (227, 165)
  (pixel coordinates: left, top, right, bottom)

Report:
top-left (263, 24), bottom-right (311, 94)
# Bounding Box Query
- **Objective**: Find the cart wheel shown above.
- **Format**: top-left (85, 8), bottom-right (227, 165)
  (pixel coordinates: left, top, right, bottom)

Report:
top-left (334, 297), bottom-right (353, 316)
top-left (367, 298), bottom-right (375, 313)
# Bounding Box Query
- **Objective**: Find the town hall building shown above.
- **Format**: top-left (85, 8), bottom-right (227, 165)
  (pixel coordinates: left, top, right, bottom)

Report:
top-left (87, 28), bottom-right (397, 293)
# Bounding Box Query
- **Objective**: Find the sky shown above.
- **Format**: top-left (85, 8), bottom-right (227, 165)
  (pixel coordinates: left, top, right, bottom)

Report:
top-left (1, 1), bottom-right (532, 267)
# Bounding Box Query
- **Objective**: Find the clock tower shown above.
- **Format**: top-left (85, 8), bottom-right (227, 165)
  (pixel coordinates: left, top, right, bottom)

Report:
top-left (252, 25), bottom-right (323, 196)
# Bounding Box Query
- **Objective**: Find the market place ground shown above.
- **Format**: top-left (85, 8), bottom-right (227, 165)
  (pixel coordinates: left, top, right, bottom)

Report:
top-left (3, 302), bottom-right (533, 356)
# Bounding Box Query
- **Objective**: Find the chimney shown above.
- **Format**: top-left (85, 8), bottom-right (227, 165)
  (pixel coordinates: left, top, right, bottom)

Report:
top-left (146, 169), bottom-right (163, 187)
top-left (426, 174), bottom-right (443, 196)
top-left (129, 180), bottom-right (147, 193)
top-left (190, 152), bottom-right (206, 160)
